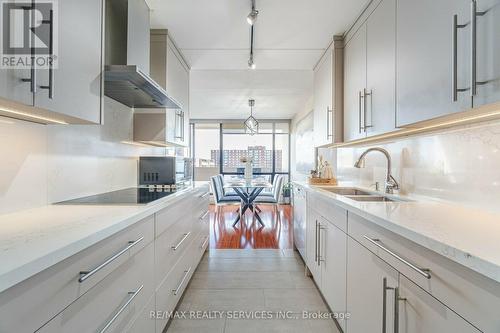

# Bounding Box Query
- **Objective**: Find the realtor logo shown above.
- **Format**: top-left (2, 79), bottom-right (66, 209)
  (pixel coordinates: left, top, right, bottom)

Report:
top-left (0, 0), bottom-right (58, 69)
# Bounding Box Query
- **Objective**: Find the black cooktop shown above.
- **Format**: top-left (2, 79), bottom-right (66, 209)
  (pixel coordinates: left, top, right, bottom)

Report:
top-left (56, 186), bottom-right (186, 205)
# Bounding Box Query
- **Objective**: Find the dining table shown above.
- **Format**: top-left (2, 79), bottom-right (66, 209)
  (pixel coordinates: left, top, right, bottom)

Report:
top-left (224, 178), bottom-right (273, 226)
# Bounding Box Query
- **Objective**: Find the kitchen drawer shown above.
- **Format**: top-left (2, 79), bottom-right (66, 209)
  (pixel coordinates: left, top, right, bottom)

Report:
top-left (0, 215), bottom-right (154, 333)
top-left (155, 196), bottom-right (193, 237)
top-left (192, 206), bottom-right (210, 240)
top-left (155, 243), bottom-right (196, 333)
top-left (309, 191), bottom-right (347, 232)
top-left (155, 217), bottom-right (194, 288)
top-left (348, 213), bottom-right (500, 332)
top-left (37, 243), bottom-right (155, 333)
top-left (193, 221), bottom-right (210, 264)
top-left (125, 293), bottom-right (155, 333)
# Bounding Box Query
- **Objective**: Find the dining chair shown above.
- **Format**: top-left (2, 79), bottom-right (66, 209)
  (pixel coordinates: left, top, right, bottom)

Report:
top-left (254, 175), bottom-right (284, 215)
top-left (218, 174), bottom-right (237, 196)
top-left (210, 175), bottom-right (241, 219)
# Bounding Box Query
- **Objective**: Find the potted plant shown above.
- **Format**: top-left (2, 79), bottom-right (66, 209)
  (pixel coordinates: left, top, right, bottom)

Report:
top-left (282, 182), bottom-right (292, 204)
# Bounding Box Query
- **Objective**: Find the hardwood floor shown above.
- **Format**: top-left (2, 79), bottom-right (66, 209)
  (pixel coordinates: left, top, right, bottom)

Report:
top-left (209, 204), bottom-right (294, 249)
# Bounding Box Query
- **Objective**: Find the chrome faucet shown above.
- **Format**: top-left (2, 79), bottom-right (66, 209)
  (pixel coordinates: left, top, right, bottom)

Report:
top-left (354, 147), bottom-right (400, 194)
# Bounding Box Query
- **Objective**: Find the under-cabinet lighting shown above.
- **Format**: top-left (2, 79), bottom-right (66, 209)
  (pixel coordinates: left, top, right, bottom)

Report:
top-left (0, 108), bottom-right (68, 125)
top-left (121, 140), bottom-right (152, 147)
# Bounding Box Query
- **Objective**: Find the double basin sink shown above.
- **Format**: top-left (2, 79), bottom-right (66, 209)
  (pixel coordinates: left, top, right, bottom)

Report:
top-left (317, 187), bottom-right (408, 202)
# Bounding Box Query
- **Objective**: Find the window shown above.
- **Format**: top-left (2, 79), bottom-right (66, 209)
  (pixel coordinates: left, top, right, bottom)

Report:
top-left (191, 121), bottom-right (290, 181)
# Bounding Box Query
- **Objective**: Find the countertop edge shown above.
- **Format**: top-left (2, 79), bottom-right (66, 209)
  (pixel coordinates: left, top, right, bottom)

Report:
top-left (293, 181), bottom-right (500, 284)
top-left (0, 183), bottom-right (209, 294)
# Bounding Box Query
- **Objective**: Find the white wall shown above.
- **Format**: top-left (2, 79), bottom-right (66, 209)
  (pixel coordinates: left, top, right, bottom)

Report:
top-left (334, 119), bottom-right (500, 214)
top-left (0, 98), bottom-right (167, 215)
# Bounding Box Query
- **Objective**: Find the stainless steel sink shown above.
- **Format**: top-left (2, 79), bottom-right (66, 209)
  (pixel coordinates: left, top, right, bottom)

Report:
top-left (318, 187), bottom-right (372, 196)
top-left (345, 195), bottom-right (398, 202)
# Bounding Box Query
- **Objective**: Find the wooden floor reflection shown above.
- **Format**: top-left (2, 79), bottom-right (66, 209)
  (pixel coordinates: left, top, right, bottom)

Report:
top-left (209, 205), bottom-right (294, 249)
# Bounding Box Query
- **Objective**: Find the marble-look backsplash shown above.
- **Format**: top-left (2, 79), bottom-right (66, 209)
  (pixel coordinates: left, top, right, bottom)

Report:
top-left (0, 97), bottom-right (168, 215)
top-left (330, 120), bottom-right (500, 213)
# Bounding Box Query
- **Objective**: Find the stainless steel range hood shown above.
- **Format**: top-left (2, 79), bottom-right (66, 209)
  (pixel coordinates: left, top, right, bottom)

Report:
top-left (104, 65), bottom-right (181, 109)
top-left (104, 0), bottom-right (180, 109)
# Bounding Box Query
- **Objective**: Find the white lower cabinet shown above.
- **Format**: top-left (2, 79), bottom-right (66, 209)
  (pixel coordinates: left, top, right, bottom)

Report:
top-left (0, 186), bottom-right (210, 333)
top-left (38, 243), bottom-right (155, 333)
top-left (305, 204), bottom-right (347, 330)
top-left (298, 190), bottom-right (500, 333)
top-left (397, 275), bottom-right (480, 333)
top-left (346, 236), bottom-right (399, 333)
top-left (320, 218), bottom-right (347, 331)
top-left (126, 294), bottom-right (156, 333)
top-left (305, 208), bottom-right (322, 280)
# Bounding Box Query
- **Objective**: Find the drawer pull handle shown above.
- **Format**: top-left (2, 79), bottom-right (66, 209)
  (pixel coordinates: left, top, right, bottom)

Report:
top-left (199, 192), bottom-right (210, 198)
top-left (79, 237), bottom-right (144, 283)
top-left (173, 267), bottom-right (192, 295)
top-left (200, 236), bottom-right (209, 249)
top-left (199, 210), bottom-right (209, 220)
top-left (172, 232), bottom-right (191, 251)
top-left (363, 236), bottom-right (431, 279)
top-left (99, 284), bottom-right (144, 333)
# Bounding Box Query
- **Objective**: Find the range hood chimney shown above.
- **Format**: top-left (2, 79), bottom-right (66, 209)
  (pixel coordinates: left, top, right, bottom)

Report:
top-left (104, 0), bottom-right (180, 109)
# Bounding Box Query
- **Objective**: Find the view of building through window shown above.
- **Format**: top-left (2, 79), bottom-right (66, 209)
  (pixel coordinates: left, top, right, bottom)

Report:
top-left (192, 122), bottom-right (290, 181)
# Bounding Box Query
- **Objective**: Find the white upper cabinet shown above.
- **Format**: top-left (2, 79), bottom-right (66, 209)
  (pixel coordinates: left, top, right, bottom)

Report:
top-left (474, 0), bottom-right (500, 107)
top-left (344, 0), bottom-right (396, 142)
top-left (343, 24), bottom-right (367, 142)
top-left (365, 0), bottom-right (396, 136)
top-left (36, 0), bottom-right (104, 124)
top-left (313, 47), bottom-right (334, 147)
top-left (396, 0), bottom-right (471, 126)
top-left (137, 30), bottom-right (190, 147)
top-left (0, 0), bottom-right (103, 124)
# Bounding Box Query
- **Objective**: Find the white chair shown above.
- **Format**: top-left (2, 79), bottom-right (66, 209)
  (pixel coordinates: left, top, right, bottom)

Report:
top-left (210, 175), bottom-right (241, 218)
top-left (254, 175), bottom-right (284, 214)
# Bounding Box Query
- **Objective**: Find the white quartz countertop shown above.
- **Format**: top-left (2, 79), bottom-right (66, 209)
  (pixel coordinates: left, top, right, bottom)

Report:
top-left (294, 181), bottom-right (500, 284)
top-left (0, 182), bottom-right (209, 294)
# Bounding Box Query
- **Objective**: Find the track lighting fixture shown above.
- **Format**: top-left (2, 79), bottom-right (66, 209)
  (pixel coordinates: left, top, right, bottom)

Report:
top-left (247, 0), bottom-right (258, 69)
top-left (248, 56), bottom-right (256, 70)
top-left (247, 8), bottom-right (258, 25)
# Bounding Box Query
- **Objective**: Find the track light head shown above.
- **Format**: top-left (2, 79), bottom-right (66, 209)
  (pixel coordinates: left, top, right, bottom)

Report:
top-left (247, 9), bottom-right (258, 25)
top-left (248, 57), bottom-right (256, 69)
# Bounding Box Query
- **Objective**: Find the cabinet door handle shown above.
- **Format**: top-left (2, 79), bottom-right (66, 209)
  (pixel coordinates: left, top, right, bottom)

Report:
top-left (79, 237), bottom-right (144, 283)
top-left (314, 220), bottom-right (318, 263)
top-left (470, 0), bottom-right (487, 96)
top-left (382, 277), bottom-right (395, 333)
top-left (21, 3), bottom-right (36, 93)
top-left (452, 14), bottom-right (469, 101)
top-left (363, 88), bottom-right (373, 131)
top-left (318, 224), bottom-right (326, 265)
top-left (176, 110), bottom-right (185, 141)
top-left (98, 284), bottom-right (143, 333)
top-left (172, 232), bottom-right (191, 251)
top-left (200, 236), bottom-right (209, 249)
top-left (363, 236), bottom-right (431, 279)
top-left (358, 91), bottom-right (364, 133)
top-left (393, 287), bottom-right (406, 333)
top-left (326, 107), bottom-right (333, 140)
top-left (199, 210), bottom-right (209, 220)
top-left (173, 267), bottom-right (192, 295)
top-left (39, 10), bottom-right (54, 99)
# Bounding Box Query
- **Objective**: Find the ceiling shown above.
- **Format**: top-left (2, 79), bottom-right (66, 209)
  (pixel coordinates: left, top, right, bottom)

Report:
top-left (147, 0), bottom-right (369, 119)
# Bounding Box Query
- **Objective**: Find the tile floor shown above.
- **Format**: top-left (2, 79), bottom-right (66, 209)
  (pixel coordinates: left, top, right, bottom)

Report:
top-left (166, 249), bottom-right (340, 333)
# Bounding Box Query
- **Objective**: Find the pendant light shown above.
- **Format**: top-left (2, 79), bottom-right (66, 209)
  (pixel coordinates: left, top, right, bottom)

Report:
top-left (244, 99), bottom-right (259, 135)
